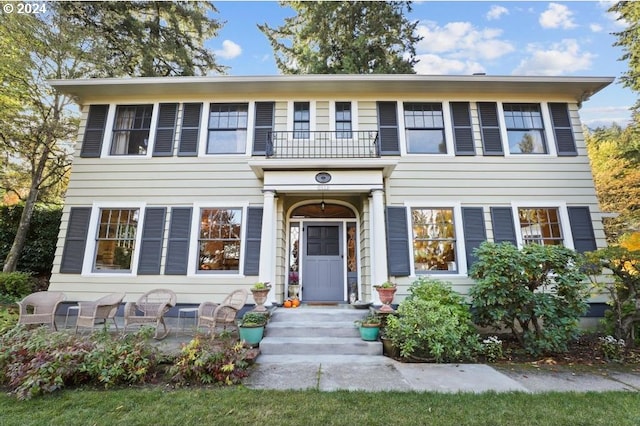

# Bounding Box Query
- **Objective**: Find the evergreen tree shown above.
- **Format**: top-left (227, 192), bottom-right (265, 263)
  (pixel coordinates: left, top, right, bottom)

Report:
top-left (259, 1), bottom-right (421, 74)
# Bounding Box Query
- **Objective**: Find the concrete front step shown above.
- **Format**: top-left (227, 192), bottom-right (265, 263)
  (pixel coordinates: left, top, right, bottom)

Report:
top-left (267, 321), bottom-right (360, 338)
top-left (256, 354), bottom-right (392, 364)
top-left (260, 336), bottom-right (382, 356)
top-left (270, 307), bottom-right (371, 323)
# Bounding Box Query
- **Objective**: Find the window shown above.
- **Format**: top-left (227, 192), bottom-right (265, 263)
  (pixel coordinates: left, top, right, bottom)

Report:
top-left (404, 103), bottom-right (446, 153)
top-left (335, 102), bottom-right (352, 139)
top-left (110, 105), bottom-right (153, 155)
top-left (504, 103), bottom-right (547, 154)
top-left (293, 102), bottom-right (310, 139)
top-left (518, 208), bottom-right (563, 245)
top-left (207, 103), bottom-right (248, 154)
top-left (412, 208), bottom-right (457, 272)
top-left (198, 208), bottom-right (242, 272)
top-left (94, 208), bottom-right (139, 272)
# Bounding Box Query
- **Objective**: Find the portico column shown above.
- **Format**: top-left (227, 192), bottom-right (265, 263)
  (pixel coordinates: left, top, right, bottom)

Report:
top-left (258, 190), bottom-right (276, 306)
top-left (370, 188), bottom-right (388, 304)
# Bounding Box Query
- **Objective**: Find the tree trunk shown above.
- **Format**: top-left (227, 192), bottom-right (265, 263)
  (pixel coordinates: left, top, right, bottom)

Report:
top-left (2, 145), bottom-right (49, 273)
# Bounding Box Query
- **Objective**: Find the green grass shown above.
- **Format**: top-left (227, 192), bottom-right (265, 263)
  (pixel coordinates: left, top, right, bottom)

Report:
top-left (1, 387), bottom-right (639, 426)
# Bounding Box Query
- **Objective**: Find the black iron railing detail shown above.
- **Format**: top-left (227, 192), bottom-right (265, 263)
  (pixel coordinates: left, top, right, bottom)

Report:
top-left (265, 131), bottom-right (380, 158)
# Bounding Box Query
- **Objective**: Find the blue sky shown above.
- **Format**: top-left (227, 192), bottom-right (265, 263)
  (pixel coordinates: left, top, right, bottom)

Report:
top-left (209, 1), bottom-right (635, 128)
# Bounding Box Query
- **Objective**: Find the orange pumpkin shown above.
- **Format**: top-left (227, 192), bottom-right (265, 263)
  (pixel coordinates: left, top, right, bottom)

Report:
top-left (292, 298), bottom-right (300, 307)
top-left (283, 299), bottom-right (292, 308)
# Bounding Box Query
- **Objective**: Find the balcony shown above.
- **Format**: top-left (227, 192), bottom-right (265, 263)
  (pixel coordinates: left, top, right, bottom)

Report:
top-left (266, 131), bottom-right (380, 159)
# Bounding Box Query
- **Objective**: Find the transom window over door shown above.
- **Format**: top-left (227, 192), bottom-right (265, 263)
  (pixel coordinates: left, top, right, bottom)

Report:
top-left (110, 105), bottom-right (153, 155)
top-left (404, 102), bottom-right (446, 153)
top-left (518, 207), bottom-right (563, 245)
top-left (412, 208), bottom-right (457, 273)
top-left (293, 102), bottom-right (310, 139)
top-left (198, 208), bottom-right (242, 272)
top-left (94, 208), bottom-right (139, 272)
top-left (335, 102), bottom-right (352, 139)
top-left (207, 103), bottom-right (248, 154)
top-left (504, 103), bottom-right (548, 154)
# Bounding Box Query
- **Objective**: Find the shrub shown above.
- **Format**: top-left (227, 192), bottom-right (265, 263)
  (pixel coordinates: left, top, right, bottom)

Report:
top-left (583, 246), bottom-right (640, 346)
top-left (469, 242), bottom-right (590, 356)
top-left (0, 306), bottom-right (18, 335)
top-left (0, 272), bottom-right (36, 301)
top-left (384, 277), bottom-right (480, 362)
top-left (169, 336), bottom-right (250, 386)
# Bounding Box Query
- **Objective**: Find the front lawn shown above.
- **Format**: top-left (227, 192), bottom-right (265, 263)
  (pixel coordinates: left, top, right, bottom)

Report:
top-left (1, 387), bottom-right (639, 426)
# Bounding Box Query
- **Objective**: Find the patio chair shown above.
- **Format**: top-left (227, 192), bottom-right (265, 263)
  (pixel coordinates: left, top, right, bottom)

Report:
top-left (197, 289), bottom-right (248, 338)
top-left (75, 292), bottom-right (126, 333)
top-left (17, 291), bottom-right (66, 331)
top-left (123, 289), bottom-right (177, 340)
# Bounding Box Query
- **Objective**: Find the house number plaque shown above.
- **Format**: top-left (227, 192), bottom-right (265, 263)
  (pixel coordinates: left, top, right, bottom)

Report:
top-left (315, 172), bottom-right (332, 183)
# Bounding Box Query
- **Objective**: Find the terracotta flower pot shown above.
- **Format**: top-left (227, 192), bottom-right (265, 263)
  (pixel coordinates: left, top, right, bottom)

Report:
top-left (375, 287), bottom-right (397, 312)
top-left (251, 288), bottom-right (270, 312)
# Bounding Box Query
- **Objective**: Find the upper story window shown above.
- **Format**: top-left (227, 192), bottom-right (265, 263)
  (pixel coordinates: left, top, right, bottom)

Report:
top-left (335, 102), bottom-right (352, 139)
top-left (518, 207), bottom-right (563, 245)
top-left (504, 103), bottom-right (547, 154)
top-left (404, 102), bottom-right (446, 154)
top-left (207, 103), bottom-right (248, 154)
top-left (412, 207), bottom-right (457, 273)
top-left (198, 208), bottom-right (242, 272)
top-left (110, 105), bottom-right (153, 155)
top-left (294, 102), bottom-right (310, 139)
top-left (94, 208), bottom-right (139, 272)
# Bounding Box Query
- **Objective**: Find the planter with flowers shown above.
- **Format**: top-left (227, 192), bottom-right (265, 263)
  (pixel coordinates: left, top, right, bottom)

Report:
top-left (288, 271), bottom-right (300, 299)
top-left (374, 281), bottom-right (397, 313)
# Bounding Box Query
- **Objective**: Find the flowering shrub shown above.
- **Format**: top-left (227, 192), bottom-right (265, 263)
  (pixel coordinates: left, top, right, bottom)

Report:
top-left (481, 335), bottom-right (504, 363)
top-left (598, 335), bottom-right (626, 362)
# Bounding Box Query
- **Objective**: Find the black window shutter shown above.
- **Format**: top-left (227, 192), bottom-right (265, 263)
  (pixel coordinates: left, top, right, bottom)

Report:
top-left (461, 207), bottom-right (487, 269)
top-left (549, 103), bottom-right (577, 156)
top-left (490, 207), bottom-right (517, 245)
top-left (153, 103), bottom-right (178, 156)
top-left (137, 207), bottom-right (167, 275)
top-left (377, 101), bottom-right (400, 155)
top-left (451, 102), bottom-right (475, 155)
top-left (178, 103), bottom-right (202, 156)
top-left (165, 207), bottom-right (192, 275)
top-left (386, 206), bottom-right (411, 276)
top-left (478, 102), bottom-right (504, 156)
top-left (80, 105), bottom-right (109, 158)
top-left (243, 207), bottom-right (263, 275)
top-left (60, 207), bottom-right (92, 273)
top-left (253, 102), bottom-right (274, 155)
top-left (567, 206), bottom-right (597, 253)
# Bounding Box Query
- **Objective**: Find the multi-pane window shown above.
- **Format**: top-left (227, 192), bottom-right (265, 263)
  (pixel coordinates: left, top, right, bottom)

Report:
top-left (110, 105), bottom-right (153, 155)
top-left (94, 208), bottom-right (139, 272)
top-left (198, 208), bottom-right (242, 272)
top-left (293, 102), bottom-right (310, 139)
top-left (518, 208), bottom-right (563, 245)
top-left (412, 208), bottom-right (457, 272)
top-left (207, 103), bottom-right (248, 154)
top-left (504, 103), bottom-right (547, 154)
top-left (335, 102), bottom-right (352, 139)
top-left (404, 103), bottom-right (446, 154)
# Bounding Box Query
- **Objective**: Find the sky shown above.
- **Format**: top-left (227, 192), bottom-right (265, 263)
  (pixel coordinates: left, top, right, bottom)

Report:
top-left (207, 0), bottom-right (635, 129)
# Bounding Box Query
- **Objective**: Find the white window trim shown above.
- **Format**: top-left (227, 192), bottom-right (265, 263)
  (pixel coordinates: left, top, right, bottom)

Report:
top-left (287, 100), bottom-right (316, 136)
top-left (200, 101), bottom-right (252, 157)
top-left (399, 101), bottom-right (455, 157)
top-left (403, 201), bottom-right (466, 277)
top-left (101, 103), bottom-right (158, 159)
top-left (187, 202), bottom-right (249, 278)
top-left (82, 202), bottom-right (147, 276)
top-left (498, 102), bottom-right (557, 158)
top-left (511, 201), bottom-right (575, 250)
top-left (329, 101), bottom-right (359, 133)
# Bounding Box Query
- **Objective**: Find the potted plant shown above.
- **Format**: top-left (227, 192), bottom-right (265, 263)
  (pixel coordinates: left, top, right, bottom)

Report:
top-left (238, 311), bottom-right (268, 347)
top-left (374, 281), bottom-right (397, 312)
top-left (250, 282), bottom-right (271, 312)
top-left (288, 271), bottom-right (300, 299)
top-left (354, 311), bottom-right (381, 341)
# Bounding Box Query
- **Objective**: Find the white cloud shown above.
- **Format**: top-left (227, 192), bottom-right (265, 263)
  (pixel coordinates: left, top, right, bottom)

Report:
top-left (539, 3), bottom-right (577, 29)
top-left (214, 40), bottom-right (242, 60)
top-left (416, 21), bottom-right (515, 62)
top-left (414, 54), bottom-right (485, 75)
top-left (513, 39), bottom-right (595, 75)
top-left (589, 23), bottom-right (603, 33)
top-left (486, 5), bottom-right (508, 21)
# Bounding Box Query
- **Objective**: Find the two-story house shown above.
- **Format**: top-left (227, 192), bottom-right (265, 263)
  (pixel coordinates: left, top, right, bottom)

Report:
top-left (48, 74), bottom-right (612, 309)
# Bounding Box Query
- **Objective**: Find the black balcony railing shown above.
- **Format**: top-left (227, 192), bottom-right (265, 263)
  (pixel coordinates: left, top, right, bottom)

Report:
top-left (266, 131), bottom-right (380, 159)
